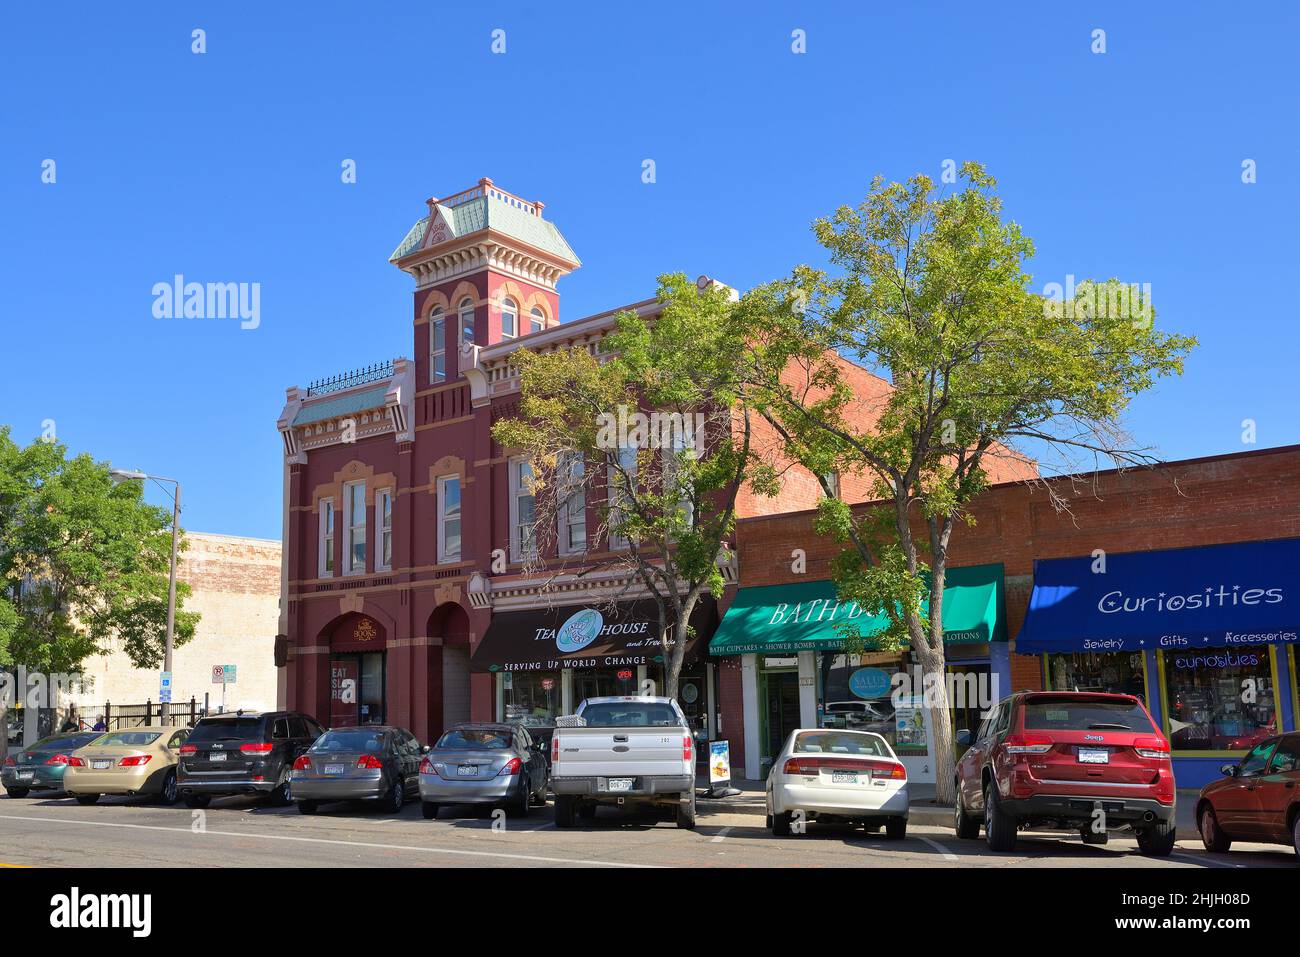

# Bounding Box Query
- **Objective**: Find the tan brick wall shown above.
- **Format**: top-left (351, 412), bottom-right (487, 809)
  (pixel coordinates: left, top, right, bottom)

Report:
top-left (70, 532), bottom-right (282, 718)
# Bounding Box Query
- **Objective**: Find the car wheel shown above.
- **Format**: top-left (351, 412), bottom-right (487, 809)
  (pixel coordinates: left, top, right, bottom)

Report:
top-left (983, 780), bottom-right (1017, 852)
top-left (577, 801), bottom-right (597, 821)
top-left (298, 800), bottom-right (318, 815)
top-left (530, 777), bottom-right (548, 807)
top-left (75, 794), bottom-right (99, 806)
top-left (771, 811), bottom-right (793, 837)
top-left (554, 794), bottom-right (577, 828)
top-left (885, 817), bottom-right (907, 841)
top-left (1136, 823), bottom-right (1176, 857)
top-left (268, 772), bottom-right (292, 807)
top-left (1199, 805), bottom-right (1232, 853)
top-left (1291, 813), bottom-right (1300, 860)
top-left (5, 788), bottom-right (30, 799)
top-left (954, 784), bottom-right (980, 839)
top-left (184, 794), bottom-right (211, 810)
top-left (158, 770), bottom-right (178, 805)
top-left (383, 776), bottom-right (404, 814)
top-left (421, 801), bottom-right (439, 820)
top-left (675, 791), bottom-right (696, 830)
top-left (508, 775), bottom-right (530, 818)
top-left (1080, 826), bottom-right (1109, 845)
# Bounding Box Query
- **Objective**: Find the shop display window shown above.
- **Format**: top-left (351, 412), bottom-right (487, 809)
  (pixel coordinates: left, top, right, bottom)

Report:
top-left (1163, 645), bottom-right (1276, 752)
top-left (815, 652), bottom-right (928, 756)
top-left (503, 672), bottom-right (560, 730)
top-left (1047, 651), bottom-right (1147, 700)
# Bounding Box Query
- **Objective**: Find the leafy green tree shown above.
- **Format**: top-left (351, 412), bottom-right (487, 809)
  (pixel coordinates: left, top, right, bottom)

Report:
top-left (492, 274), bottom-right (779, 700)
top-left (741, 164), bottom-right (1196, 803)
top-left (0, 427), bottom-right (198, 756)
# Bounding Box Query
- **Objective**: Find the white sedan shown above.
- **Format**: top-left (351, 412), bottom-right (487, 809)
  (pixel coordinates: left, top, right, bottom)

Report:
top-left (765, 728), bottom-right (909, 839)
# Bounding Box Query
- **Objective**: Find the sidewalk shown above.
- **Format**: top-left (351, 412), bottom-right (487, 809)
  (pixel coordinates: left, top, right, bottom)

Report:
top-left (697, 776), bottom-right (1200, 830)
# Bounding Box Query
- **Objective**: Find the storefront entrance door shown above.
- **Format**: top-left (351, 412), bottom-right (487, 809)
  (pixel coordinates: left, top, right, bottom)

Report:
top-left (764, 671), bottom-right (801, 765)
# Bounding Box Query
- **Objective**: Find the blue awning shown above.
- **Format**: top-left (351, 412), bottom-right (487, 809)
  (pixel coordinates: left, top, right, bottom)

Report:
top-left (1016, 538), bottom-right (1300, 654)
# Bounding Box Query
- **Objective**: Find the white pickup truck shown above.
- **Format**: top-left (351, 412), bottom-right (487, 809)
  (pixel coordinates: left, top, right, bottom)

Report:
top-left (549, 696), bottom-right (697, 829)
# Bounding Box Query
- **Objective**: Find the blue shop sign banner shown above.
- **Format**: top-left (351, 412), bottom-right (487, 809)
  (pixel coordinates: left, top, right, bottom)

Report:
top-left (1017, 538), bottom-right (1300, 654)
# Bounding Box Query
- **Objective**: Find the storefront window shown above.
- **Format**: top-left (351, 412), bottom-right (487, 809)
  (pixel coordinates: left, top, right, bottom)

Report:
top-left (1047, 651), bottom-right (1147, 701)
top-left (815, 653), bottom-right (928, 757)
top-left (1163, 645), bottom-right (1276, 752)
top-left (503, 672), bottom-right (560, 730)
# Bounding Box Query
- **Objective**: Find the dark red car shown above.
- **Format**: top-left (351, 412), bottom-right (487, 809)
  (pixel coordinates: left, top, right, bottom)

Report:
top-left (954, 691), bottom-right (1176, 855)
top-left (1195, 732), bottom-right (1300, 860)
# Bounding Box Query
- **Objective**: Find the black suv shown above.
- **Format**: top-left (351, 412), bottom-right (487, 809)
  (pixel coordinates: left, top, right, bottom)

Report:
top-left (177, 711), bottom-right (324, 808)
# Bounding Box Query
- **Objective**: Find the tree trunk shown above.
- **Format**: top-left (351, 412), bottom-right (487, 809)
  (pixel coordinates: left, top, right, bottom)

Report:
top-left (913, 641), bottom-right (956, 804)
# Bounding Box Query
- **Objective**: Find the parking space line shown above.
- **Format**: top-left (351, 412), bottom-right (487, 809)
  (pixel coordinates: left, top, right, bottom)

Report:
top-left (710, 827), bottom-right (732, 843)
top-left (1170, 851), bottom-right (1240, 869)
top-left (918, 836), bottom-right (960, 862)
top-left (0, 813), bottom-right (656, 868)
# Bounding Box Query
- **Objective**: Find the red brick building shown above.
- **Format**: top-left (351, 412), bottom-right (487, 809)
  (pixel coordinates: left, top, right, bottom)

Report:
top-left (273, 179), bottom-right (1039, 751)
top-left (722, 444), bottom-right (1300, 786)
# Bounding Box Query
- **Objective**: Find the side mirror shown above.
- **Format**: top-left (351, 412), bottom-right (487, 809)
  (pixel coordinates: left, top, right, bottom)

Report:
top-left (1220, 764), bottom-right (1238, 777)
top-left (955, 729), bottom-right (972, 747)
top-left (422, 745), bottom-right (431, 754)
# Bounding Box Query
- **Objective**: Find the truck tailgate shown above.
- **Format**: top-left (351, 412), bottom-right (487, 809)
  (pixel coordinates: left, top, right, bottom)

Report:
top-left (554, 727), bottom-right (687, 778)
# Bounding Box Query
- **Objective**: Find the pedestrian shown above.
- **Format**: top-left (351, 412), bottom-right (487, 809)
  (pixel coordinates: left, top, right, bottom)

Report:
top-left (59, 707), bottom-right (80, 733)
top-left (92, 714), bottom-right (106, 732)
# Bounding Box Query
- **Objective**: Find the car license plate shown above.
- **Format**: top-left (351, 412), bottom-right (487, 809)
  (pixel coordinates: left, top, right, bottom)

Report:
top-left (1078, 747), bottom-right (1110, 764)
top-left (209, 752), bottom-right (227, 763)
top-left (16, 771), bottom-right (33, 780)
top-left (91, 759), bottom-right (112, 770)
top-left (457, 764), bottom-right (478, 777)
top-left (607, 778), bottom-right (633, 792)
top-left (831, 771), bottom-right (858, 784)
top-left (324, 764), bottom-right (345, 775)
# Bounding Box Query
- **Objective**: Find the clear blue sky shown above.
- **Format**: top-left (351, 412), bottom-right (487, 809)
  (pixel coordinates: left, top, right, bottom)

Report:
top-left (2, 3), bottom-right (1296, 539)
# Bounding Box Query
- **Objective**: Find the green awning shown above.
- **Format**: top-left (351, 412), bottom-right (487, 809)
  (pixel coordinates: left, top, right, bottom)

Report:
top-left (709, 563), bottom-right (1006, 656)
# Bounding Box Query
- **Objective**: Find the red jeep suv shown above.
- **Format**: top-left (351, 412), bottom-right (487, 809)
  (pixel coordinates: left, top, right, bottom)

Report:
top-left (954, 691), bottom-right (1176, 855)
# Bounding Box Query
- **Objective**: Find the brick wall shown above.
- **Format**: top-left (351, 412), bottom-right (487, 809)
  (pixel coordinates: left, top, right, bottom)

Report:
top-left (72, 532), bottom-right (282, 716)
top-left (735, 444), bottom-right (1300, 686)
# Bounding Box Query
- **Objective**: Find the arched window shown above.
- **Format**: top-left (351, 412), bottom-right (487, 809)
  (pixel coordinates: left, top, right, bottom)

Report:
top-left (459, 298), bottom-right (475, 346)
top-left (529, 307), bottom-right (546, 334)
top-left (429, 306), bottom-right (446, 383)
top-left (501, 297), bottom-right (518, 339)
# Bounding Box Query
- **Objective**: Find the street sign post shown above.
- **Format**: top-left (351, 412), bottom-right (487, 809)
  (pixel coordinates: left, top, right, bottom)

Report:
top-left (212, 665), bottom-right (236, 712)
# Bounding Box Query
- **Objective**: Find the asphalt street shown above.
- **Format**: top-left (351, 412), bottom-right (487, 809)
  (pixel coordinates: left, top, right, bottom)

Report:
top-left (0, 791), bottom-right (1295, 869)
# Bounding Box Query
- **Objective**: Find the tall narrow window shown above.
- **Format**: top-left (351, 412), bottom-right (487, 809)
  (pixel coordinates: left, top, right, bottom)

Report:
top-left (501, 297), bottom-right (518, 339)
top-left (558, 452), bottom-right (586, 555)
top-left (345, 481), bottom-right (366, 574)
top-left (319, 499), bottom-right (335, 576)
top-left (509, 458), bottom-right (537, 561)
top-left (376, 489), bottom-right (393, 570)
top-left (429, 307), bottom-right (446, 383)
top-left (459, 298), bottom-right (475, 346)
top-left (821, 471), bottom-right (841, 499)
top-left (529, 306), bottom-right (545, 334)
top-left (438, 475), bottom-right (462, 563)
top-left (662, 428), bottom-right (695, 529)
top-left (608, 446), bottom-right (637, 550)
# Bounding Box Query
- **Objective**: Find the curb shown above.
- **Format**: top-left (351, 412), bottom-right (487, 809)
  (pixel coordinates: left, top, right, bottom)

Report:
top-left (699, 797), bottom-right (954, 827)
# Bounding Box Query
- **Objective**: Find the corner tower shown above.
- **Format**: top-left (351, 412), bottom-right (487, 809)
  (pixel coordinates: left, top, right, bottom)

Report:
top-left (390, 178), bottom-right (581, 388)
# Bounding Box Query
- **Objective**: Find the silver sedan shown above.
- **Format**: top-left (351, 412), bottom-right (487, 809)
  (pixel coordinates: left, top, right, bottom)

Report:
top-left (419, 723), bottom-right (548, 819)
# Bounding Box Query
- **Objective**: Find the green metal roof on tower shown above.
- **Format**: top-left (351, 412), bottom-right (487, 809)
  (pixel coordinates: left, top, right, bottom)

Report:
top-left (389, 178), bottom-right (579, 266)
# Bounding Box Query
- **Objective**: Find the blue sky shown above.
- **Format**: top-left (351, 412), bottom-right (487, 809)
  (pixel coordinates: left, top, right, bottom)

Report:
top-left (2, 3), bottom-right (1296, 539)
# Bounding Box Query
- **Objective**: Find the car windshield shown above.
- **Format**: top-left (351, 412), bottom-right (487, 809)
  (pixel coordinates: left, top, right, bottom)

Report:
top-left (91, 731), bottom-right (162, 747)
top-left (793, 731), bottom-right (890, 756)
top-left (313, 731), bottom-right (385, 752)
top-left (1023, 699), bottom-right (1154, 732)
top-left (436, 729), bottom-right (513, 750)
top-left (578, 703), bottom-right (680, 727)
top-left (185, 718), bottom-right (264, 744)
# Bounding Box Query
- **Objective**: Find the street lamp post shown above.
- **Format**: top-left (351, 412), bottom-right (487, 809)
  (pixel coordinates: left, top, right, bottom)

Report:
top-left (109, 469), bottom-right (181, 724)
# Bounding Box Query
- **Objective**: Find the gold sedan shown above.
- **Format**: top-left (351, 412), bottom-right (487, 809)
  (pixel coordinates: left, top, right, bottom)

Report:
top-left (64, 726), bottom-right (190, 805)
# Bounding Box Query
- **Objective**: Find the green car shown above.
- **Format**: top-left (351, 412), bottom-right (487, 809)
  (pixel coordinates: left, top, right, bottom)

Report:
top-left (2, 731), bottom-right (104, 797)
